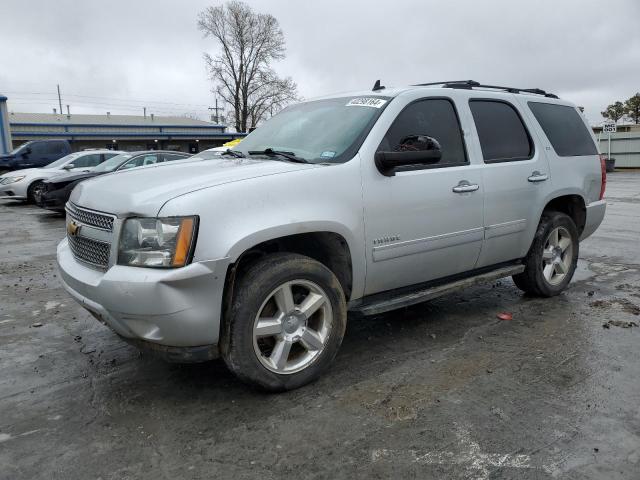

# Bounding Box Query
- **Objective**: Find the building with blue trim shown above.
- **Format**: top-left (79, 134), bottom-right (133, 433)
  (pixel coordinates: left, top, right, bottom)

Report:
top-left (7, 111), bottom-right (245, 154)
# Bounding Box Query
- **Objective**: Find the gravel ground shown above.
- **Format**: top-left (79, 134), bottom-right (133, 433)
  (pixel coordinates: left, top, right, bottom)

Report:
top-left (1, 172), bottom-right (639, 479)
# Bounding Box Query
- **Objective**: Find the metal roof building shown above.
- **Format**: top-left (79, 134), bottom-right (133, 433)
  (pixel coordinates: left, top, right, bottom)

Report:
top-left (593, 123), bottom-right (640, 168)
top-left (7, 111), bottom-right (245, 154)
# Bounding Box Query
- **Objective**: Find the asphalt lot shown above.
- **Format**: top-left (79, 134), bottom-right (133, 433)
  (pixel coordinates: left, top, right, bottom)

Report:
top-left (1, 172), bottom-right (639, 480)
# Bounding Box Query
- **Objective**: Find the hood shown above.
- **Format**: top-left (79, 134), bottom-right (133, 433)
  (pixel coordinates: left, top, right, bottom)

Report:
top-left (0, 154), bottom-right (16, 165)
top-left (0, 167), bottom-right (39, 178)
top-left (45, 171), bottom-right (102, 185)
top-left (71, 157), bottom-right (320, 216)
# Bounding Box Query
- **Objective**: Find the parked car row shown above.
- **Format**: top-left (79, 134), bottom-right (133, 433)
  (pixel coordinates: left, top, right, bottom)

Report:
top-left (0, 146), bottom-right (229, 211)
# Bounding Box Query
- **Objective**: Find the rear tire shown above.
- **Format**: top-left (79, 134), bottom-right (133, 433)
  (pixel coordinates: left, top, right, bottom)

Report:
top-left (513, 211), bottom-right (579, 297)
top-left (221, 253), bottom-right (347, 391)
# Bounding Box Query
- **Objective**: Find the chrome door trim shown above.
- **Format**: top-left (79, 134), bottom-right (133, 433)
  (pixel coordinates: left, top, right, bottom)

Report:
top-left (372, 226), bottom-right (484, 262)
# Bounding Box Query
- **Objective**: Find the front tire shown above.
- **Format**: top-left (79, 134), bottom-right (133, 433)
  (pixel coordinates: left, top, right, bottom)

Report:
top-left (513, 211), bottom-right (579, 297)
top-left (222, 253), bottom-right (347, 391)
top-left (27, 181), bottom-right (45, 204)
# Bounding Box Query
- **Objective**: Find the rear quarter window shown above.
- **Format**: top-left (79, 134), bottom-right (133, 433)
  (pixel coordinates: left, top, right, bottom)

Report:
top-left (528, 102), bottom-right (597, 157)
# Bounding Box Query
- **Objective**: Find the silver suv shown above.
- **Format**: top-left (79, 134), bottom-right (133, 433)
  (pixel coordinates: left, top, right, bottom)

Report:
top-left (57, 81), bottom-right (606, 391)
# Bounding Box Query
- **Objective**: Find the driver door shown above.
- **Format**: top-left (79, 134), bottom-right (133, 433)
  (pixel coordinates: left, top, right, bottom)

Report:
top-left (362, 97), bottom-right (485, 295)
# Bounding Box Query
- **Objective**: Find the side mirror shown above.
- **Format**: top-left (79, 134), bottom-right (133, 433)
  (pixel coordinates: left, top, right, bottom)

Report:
top-left (22, 148), bottom-right (31, 158)
top-left (375, 135), bottom-right (442, 177)
top-left (63, 164), bottom-right (75, 170)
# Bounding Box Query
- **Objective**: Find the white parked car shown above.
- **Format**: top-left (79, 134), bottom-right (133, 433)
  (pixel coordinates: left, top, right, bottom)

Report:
top-left (0, 149), bottom-right (123, 202)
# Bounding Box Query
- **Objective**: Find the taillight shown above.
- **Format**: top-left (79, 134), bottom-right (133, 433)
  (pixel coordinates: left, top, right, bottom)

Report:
top-left (599, 154), bottom-right (607, 200)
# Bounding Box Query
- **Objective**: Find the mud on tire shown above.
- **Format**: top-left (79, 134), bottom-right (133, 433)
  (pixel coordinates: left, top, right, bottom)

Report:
top-left (221, 252), bottom-right (347, 391)
top-left (513, 211), bottom-right (579, 297)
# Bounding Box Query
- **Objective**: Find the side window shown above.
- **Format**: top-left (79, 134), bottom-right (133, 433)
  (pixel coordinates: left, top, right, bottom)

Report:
top-left (30, 142), bottom-right (46, 155)
top-left (45, 142), bottom-right (66, 155)
top-left (378, 98), bottom-right (467, 168)
top-left (119, 154), bottom-right (159, 170)
top-left (73, 154), bottom-right (102, 168)
top-left (528, 102), bottom-right (597, 157)
top-left (163, 153), bottom-right (188, 162)
top-left (103, 153), bottom-right (119, 162)
top-left (469, 100), bottom-right (533, 163)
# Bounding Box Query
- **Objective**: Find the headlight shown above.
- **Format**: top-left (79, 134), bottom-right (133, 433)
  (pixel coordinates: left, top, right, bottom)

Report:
top-left (1, 176), bottom-right (25, 185)
top-left (118, 216), bottom-right (198, 268)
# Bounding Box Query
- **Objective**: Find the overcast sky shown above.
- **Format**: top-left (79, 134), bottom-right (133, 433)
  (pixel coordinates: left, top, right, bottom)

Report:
top-left (1, 0), bottom-right (639, 125)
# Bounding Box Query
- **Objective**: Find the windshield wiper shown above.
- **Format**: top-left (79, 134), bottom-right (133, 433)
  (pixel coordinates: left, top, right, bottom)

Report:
top-left (248, 148), bottom-right (310, 164)
top-left (221, 149), bottom-right (245, 158)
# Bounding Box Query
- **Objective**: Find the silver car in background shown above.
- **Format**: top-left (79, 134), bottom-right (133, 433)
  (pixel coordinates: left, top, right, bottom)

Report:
top-left (0, 150), bottom-right (122, 202)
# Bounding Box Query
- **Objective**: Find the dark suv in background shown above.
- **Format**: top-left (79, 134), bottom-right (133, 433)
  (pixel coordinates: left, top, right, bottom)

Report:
top-left (0, 140), bottom-right (72, 173)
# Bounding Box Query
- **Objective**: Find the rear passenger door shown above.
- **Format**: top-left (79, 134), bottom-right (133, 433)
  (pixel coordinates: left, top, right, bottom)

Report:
top-left (468, 97), bottom-right (552, 268)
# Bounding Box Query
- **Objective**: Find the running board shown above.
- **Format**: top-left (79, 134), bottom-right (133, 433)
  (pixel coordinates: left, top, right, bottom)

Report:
top-left (350, 264), bottom-right (525, 316)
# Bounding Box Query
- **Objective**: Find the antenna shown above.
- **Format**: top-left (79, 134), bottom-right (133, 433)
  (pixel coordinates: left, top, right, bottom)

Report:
top-left (372, 80), bottom-right (385, 92)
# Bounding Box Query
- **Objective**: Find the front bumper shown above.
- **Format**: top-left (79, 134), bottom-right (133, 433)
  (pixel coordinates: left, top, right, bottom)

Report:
top-left (580, 199), bottom-right (607, 241)
top-left (38, 185), bottom-right (70, 211)
top-left (0, 181), bottom-right (28, 200)
top-left (57, 238), bottom-right (230, 353)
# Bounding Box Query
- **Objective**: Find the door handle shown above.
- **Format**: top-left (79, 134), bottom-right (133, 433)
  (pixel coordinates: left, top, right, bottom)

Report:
top-left (452, 181), bottom-right (479, 193)
top-left (528, 171), bottom-right (548, 182)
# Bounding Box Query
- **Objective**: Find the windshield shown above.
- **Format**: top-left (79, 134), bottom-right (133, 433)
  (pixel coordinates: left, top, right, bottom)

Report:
top-left (92, 153), bottom-right (133, 173)
top-left (45, 153), bottom-right (80, 169)
top-left (236, 96), bottom-right (390, 163)
top-left (9, 142), bottom-right (31, 155)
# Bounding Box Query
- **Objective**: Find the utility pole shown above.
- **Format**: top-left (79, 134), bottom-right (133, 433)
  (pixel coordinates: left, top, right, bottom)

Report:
top-left (57, 84), bottom-right (63, 115)
top-left (208, 97), bottom-right (222, 123)
top-left (143, 107), bottom-right (147, 119)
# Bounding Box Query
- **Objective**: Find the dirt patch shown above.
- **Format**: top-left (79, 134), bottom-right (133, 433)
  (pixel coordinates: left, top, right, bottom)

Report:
top-left (603, 320), bottom-right (639, 329)
top-left (590, 298), bottom-right (640, 315)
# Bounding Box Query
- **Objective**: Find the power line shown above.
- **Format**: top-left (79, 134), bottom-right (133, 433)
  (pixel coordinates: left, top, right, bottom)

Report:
top-left (3, 90), bottom-right (213, 108)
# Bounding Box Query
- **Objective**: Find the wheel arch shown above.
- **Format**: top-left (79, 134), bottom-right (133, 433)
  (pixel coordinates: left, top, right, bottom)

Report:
top-left (226, 229), bottom-right (354, 300)
top-left (540, 193), bottom-right (587, 236)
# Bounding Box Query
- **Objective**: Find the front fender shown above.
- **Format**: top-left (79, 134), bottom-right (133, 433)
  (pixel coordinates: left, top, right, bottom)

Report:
top-left (158, 159), bottom-right (367, 299)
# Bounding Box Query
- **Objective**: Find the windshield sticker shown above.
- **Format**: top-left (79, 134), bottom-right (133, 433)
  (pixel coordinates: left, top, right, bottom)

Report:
top-left (320, 151), bottom-right (336, 159)
top-left (346, 97), bottom-right (387, 108)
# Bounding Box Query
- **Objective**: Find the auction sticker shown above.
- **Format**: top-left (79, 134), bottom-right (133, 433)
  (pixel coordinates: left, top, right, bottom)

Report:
top-left (346, 97), bottom-right (387, 108)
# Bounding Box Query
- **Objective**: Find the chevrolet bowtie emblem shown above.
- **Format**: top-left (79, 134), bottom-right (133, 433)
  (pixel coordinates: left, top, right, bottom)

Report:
top-left (67, 221), bottom-right (81, 236)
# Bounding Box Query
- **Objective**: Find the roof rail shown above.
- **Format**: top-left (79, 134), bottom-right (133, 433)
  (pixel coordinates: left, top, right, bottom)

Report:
top-left (412, 80), bottom-right (558, 99)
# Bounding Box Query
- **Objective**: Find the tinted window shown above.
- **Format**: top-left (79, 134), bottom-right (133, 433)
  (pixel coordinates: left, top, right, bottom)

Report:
top-left (469, 100), bottom-right (533, 162)
top-left (45, 142), bottom-right (66, 155)
top-left (528, 102), bottom-right (597, 157)
top-left (73, 153), bottom-right (102, 168)
top-left (163, 153), bottom-right (189, 162)
top-left (119, 154), bottom-right (160, 170)
top-left (378, 98), bottom-right (467, 167)
top-left (30, 142), bottom-right (47, 155)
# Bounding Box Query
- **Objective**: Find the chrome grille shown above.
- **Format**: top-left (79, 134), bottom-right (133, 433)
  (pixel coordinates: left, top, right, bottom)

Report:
top-left (66, 203), bottom-right (115, 231)
top-left (68, 234), bottom-right (111, 270)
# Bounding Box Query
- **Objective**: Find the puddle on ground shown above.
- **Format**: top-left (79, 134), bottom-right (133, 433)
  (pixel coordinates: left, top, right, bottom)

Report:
top-left (574, 259), bottom-right (636, 283)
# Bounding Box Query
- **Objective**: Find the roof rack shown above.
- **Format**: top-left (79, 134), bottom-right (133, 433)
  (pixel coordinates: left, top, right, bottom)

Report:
top-left (412, 80), bottom-right (558, 99)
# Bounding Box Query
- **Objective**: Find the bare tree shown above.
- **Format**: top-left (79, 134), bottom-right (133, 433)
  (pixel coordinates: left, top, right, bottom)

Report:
top-left (601, 101), bottom-right (627, 124)
top-left (198, 1), bottom-right (299, 132)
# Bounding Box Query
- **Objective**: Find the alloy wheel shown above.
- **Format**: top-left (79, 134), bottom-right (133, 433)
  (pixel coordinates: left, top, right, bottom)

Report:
top-left (252, 279), bottom-right (333, 374)
top-left (541, 226), bottom-right (573, 285)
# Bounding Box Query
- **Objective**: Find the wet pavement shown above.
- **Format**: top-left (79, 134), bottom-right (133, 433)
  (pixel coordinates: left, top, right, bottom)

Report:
top-left (1, 172), bottom-right (639, 479)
